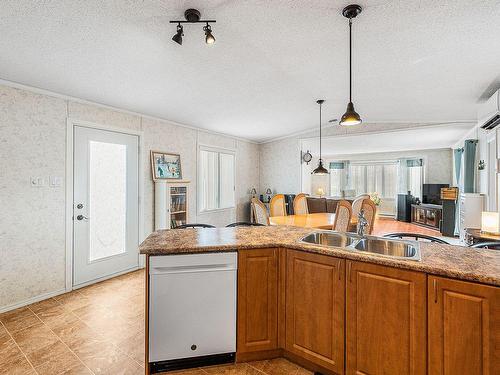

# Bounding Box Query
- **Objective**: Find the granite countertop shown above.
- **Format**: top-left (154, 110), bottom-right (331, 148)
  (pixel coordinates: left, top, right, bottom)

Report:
top-left (139, 226), bottom-right (500, 286)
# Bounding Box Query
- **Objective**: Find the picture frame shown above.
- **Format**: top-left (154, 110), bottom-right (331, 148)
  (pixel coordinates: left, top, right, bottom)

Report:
top-left (151, 151), bottom-right (182, 180)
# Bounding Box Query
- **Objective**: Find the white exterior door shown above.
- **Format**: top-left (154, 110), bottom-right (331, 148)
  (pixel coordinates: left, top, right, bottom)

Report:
top-left (73, 126), bottom-right (139, 287)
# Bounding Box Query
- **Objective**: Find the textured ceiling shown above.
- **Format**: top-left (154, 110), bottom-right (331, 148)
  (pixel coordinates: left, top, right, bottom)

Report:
top-left (0, 0), bottom-right (499, 142)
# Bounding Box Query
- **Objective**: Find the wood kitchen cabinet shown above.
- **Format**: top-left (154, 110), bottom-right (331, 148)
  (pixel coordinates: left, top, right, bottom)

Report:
top-left (428, 276), bottom-right (500, 375)
top-left (237, 248), bottom-right (279, 355)
top-left (286, 250), bottom-right (345, 374)
top-left (346, 261), bottom-right (427, 375)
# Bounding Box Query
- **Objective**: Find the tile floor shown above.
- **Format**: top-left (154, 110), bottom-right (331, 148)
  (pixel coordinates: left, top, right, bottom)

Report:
top-left (0, 270), bottom-right (312, 375)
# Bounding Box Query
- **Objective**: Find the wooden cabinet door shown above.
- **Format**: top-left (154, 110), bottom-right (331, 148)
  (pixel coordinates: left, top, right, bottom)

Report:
top-left (286, 250), bottom-right (345, 374)
top-left (428, 276), bottom-right (500, 375)
top-left (346, 261), bottom-right (427, 375)
top-left (237, 248), bottom-right (278, 353)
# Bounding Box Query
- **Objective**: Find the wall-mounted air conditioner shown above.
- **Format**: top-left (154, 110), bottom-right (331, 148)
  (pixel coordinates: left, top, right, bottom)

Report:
top-left (479, 89), bottom-right (500, 130)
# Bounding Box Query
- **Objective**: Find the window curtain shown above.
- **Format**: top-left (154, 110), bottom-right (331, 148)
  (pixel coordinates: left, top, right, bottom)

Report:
top-left (397, 158), bottom-right (409, 194)
top-left (463, 139), bottom-right (478, 193)
top-left (453, 148), bottom-right (464, 236)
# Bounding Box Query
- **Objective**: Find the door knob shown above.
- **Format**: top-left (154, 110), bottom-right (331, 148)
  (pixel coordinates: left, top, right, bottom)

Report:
top-left (76, 215), bottom-right (89, 221)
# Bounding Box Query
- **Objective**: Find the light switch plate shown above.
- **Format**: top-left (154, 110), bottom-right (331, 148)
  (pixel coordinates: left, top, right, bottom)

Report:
top-left (49, 176), bottom-right (63, 187)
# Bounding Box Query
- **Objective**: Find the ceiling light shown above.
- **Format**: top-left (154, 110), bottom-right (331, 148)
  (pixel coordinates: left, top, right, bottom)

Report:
top-left (172, 24), bottom-right (183, 45)
top-left (312, 100), bottom-right (329, 175)
top-left (204, 23), bottom-right (216, 45)
top-left (170, 9), bottom-right (216, 46)
top-left (340, 4), bottom-right (362, 126)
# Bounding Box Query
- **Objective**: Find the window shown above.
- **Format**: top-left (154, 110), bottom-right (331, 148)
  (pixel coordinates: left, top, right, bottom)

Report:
top-left (198, 147), bottom-right (235, 212)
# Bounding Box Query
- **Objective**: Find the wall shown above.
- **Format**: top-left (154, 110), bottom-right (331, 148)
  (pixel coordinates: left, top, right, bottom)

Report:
top-left (0, 84), bottom-right (259, 311)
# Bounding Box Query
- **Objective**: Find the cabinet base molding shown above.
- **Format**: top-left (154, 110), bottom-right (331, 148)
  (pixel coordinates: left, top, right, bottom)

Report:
top-left (236, 349), bottom-right (283, 362)
top-left (284, 351), bottom-right (339, 375)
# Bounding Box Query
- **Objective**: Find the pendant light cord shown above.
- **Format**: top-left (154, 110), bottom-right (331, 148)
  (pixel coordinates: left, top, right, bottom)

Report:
top-left (349, 18), bottom-right (352, 103)
top-left (319, 102), bottom-right (322, 160)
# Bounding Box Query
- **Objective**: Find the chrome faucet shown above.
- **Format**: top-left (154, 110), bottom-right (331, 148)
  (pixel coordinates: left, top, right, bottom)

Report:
top-left (357, 209), bottom-right (368, 237)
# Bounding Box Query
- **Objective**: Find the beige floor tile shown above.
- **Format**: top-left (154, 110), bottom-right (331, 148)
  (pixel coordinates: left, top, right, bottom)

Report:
top-left (33, 343), bottom-right (83, 375)
top-left (249, 358), bottom-right (299, 375)
top-left (0, 354), bottom-right (34, 375)
top-left (54, 292), bottom-right (91, 312)
top-left (102, 356), bottom-right (143, 375)
top-left (0, 324), bottom-right (11, 346)
top-left (28, 298), bottom-right (62, 314)
top-left (0, 339), bottom-right (24, 367)
top-left (202, 363), bottom-right (262, 375)
top-left (52, 320), bottom-right (103, 349)
top-left (72, 341), bottom-right (130, 374)
top-left (0, 307), bottom-right (39, 334)
top-left (118, 331), bottom-right (144, 364)
top-left (11, 321), bottom-right (59, 355)
top-left (26, 339), bottom-right (70, 367)
top-left (35, 305), bottom-right (80, 330)
top-left (59, 362), bottom-right (93, 375)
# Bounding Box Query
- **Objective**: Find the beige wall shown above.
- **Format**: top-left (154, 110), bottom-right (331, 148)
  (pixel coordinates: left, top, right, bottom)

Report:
top-left (0, 84), bottom-right (259, 311)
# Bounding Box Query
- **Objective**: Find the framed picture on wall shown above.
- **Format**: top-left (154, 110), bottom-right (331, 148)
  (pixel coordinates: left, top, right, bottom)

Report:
top-left (151, 151), bottom-right (182, 180)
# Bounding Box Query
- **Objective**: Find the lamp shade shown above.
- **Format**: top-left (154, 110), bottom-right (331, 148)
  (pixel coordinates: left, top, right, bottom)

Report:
top-left (311, 159), bottom-right (329, 175)
top-left (481, 211), bottom-right (500, 234)
top-left (340, 102), bottom-right (362, 126)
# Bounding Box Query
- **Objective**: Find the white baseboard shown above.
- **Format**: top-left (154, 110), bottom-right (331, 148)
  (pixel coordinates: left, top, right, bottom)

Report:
top-left (72, 266), bottom-right (140, 289)
top-left (0, 288), bottom-right (67, 314)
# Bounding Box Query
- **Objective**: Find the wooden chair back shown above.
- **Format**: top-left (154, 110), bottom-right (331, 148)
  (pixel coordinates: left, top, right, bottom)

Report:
top-left (332, 200), bottom-right (352, 232)
top-left (293, 193), bottom-right (309, 215)
top-left (352, 194), bottom-right (370, 217)
top-left (251, 198), bottom-right (270, 225)
top-left (270, 194), bottom-right (287, 217)
top-left (361, 198), bottom-right (377, 235)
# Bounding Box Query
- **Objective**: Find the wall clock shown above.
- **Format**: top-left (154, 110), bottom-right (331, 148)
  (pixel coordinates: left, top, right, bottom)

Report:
top-left (301, 150), bottom-right (312, 165)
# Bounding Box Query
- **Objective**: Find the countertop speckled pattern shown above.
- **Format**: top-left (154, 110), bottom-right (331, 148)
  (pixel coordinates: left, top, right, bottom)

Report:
top-left (139, 226), bottom-right (500, 286)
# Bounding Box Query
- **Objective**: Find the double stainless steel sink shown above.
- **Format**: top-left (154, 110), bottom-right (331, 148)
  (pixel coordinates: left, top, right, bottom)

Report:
top-left (300, 231), bottom-right (421, 261)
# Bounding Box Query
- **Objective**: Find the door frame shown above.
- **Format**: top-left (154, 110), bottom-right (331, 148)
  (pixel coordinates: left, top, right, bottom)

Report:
top-left (65, 118), bottom-right (145, 291)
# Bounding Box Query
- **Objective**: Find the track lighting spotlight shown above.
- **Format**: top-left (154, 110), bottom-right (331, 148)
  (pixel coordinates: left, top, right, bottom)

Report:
top-left (172, 24), bottom-right (183, 45)
top-left (170, 9), bottom-right (216, 46)
top-left (204, 23), bottom-right (216, 45)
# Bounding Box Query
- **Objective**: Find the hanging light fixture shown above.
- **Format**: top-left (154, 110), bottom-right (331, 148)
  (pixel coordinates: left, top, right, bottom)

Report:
top-left (312, 99), bottom-right (329, 175)
top-left (172, 23), bottom-right (184, 45)
top-left (340, 4), bottom-right (362, 126)
top-left (170, 9), bottom-right (216, 46)
top-left (203, 23), bottom-right (216, 44)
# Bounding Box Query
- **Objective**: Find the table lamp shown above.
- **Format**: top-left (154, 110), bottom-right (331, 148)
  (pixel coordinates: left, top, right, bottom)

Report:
top-left (481, 211), bottom-right (500, 234)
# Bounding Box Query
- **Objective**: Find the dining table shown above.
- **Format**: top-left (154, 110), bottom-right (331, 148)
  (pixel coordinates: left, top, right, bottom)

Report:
top-left (269, 212), bottom-right (336, 230)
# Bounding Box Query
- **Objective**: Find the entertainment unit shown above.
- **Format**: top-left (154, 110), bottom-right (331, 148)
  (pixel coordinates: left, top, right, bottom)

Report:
top-left (411, 203), bottom-right (442, 231)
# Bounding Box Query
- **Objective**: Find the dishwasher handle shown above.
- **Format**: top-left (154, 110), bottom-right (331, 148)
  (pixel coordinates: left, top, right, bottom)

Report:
top-left (150, 263), bottom-right (237, 275)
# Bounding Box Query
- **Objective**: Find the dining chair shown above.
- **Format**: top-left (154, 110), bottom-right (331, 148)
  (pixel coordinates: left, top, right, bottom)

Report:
top-left (226, 222), bottom-right (264, 227)
top-left (175, 224), bottom-right (216, 229)
top-left (332, 200), bottom-right (352, 232)
top-left (251, 198), bottom-right (270, 225)
top-left (270, 194), bottom-right (287, 217)
top-left (293, 193), bottom-right (309, 215)
top-left (360, 198), bottom-right (377, 235)
top-left (471, 241), bottom-right (500, 250)
top-left (352, 194), bottom-right (370, 218)
top-left (383, 233), bottom-right (449, 244)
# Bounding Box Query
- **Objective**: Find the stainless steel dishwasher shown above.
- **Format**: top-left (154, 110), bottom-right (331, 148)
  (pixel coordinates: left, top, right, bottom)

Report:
top-left (148, 252), bottom-right (237, 373)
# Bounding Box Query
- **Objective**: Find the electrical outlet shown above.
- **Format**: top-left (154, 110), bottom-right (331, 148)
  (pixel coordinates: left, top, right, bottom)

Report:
top-left (30, 176), bottom-right (46, 187)
top-left (49, 176), bottom-right (63, 187)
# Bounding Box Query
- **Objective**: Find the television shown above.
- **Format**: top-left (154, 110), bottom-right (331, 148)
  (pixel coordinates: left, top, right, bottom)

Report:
top-left (422, 184), bottom-right (449, 205)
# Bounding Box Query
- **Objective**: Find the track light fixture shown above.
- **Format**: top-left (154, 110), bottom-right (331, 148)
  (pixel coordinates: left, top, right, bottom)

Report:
top-left (203, 23), bottom-right (216, 44)
top-left (172, 24), bottom-right (183, 45)
top-left (170, 9), bottom-right (216, 45)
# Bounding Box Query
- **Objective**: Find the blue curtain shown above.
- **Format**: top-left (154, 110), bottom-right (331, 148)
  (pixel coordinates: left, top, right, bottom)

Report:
top-left (463, 140), bottom-right (478, 193)
top-left (454, 148), bottom-right (463, 184)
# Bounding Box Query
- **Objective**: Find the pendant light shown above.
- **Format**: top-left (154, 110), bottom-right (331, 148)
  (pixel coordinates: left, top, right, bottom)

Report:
top-left (340, 4), bottom-right (362, 126)
top-left (312, 99), bottom-right (329, 175)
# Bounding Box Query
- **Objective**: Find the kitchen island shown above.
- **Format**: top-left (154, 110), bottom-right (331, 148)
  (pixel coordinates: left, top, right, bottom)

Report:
top-left (140, 226), bottom-right (500, 375)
